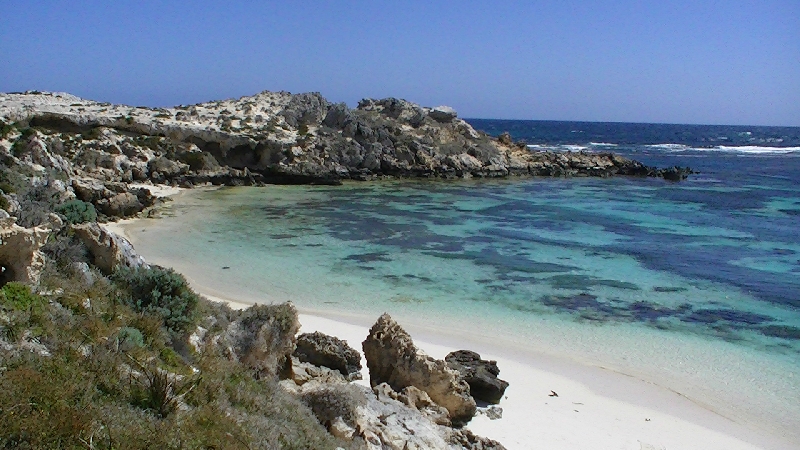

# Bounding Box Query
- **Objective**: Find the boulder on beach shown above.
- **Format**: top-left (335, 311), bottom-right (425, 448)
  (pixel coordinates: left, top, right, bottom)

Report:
top-left (294, 331), bottom-right (362, 380)
top-left (445, 350), bottom-right (509, 404)
top-left (362, 313), bottom-right (477, 425)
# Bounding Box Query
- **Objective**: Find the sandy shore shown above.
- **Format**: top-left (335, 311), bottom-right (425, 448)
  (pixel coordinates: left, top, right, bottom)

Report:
top-left (104, 186), bottom-right (795, 450)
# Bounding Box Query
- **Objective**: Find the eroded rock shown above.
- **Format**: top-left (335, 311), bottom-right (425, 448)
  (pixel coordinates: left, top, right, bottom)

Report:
top-left (362, 313), bottom-right (476, 425)
top-left (72, 222), bottom-right (147, 275)
top-left (429, 105), bottom-right (458, 123)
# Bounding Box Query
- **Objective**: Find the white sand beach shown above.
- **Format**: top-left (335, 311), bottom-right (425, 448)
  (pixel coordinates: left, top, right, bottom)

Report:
top-left (104, 186), bottom-right (796, 450)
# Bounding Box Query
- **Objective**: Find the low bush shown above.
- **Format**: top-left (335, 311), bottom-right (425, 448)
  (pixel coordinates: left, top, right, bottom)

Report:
top-left (301, 384), bottom-right (366, 429)
top-left (54, 199), bottom-right (97, 224)
top-left (0, 282), bottom-right (45, 312)
top-left (113, 266), bottom-right (200, 334)
top-left (14, 177), bottom-right (65, 228)
top-left (41, 230), bottom-right (90, 269)
top-left (0, 121), bottom-right (14, 139)
top-left (9, 127), bottom-right (35, 157)
top-left (117, 326), bottom-right (144, 351)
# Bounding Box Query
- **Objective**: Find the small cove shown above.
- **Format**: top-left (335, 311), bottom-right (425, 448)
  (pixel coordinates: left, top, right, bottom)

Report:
top-left (123, 173), bottom-right (800, 442)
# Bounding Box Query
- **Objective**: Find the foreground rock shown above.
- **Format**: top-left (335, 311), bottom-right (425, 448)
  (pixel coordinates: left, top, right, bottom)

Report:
top-left (445, 350), bottom-right (509, 404)
top-left (283, 380), bottom-right (505, 450)
top-left (359, 383), bottom-right (506, 450)
top-left (294, 331), bottom-right (362, 380)
top-left (362, 313), bottom-right (477, 425)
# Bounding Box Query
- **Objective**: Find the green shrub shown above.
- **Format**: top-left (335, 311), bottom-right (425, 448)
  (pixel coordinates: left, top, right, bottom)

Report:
top-left (117, 326), bottom-right (145, 351)
top-left (10, 129), bottom-right (34, 156)
top-left (54, 199), bottom-right (97, 224)
top-left (0, 282), bottom-right (45, 312)
top-left (113, 266), bottom-right (200, 334)
top-left (128, 360), bottom-right (198, 418)
top-left (0, 121), bottom-right (14, 139)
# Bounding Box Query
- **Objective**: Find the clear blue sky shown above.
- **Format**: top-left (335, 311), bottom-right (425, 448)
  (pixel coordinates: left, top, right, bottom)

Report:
top-left (2, 1), bottom-right (798, 126)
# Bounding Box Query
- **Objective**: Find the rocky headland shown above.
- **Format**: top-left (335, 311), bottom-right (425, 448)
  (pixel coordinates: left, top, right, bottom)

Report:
top-left (1, 90), bottom-right (689, 189)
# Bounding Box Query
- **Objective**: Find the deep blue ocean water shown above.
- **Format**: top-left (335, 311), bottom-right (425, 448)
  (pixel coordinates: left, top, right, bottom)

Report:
top-left (127, 120), bottom-right (800, 438)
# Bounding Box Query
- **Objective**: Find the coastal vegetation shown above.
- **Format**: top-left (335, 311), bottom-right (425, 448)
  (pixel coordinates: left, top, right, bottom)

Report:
top-left (0, 264), bottom-right (351, 449)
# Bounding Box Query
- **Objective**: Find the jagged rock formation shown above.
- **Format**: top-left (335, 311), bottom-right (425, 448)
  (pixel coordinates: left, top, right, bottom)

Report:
top-left (72, 222), bottom-right (148, 275)
top-left (0, 91), bottom-right (690, 191)
top-left (362, 313), bottom-right (477, 426)
top-left (445, 350), bottom-right (509, 404)
top-left (294, 331), bottom-right (362, 380)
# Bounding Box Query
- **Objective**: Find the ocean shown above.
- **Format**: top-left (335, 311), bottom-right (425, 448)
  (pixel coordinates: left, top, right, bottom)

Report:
top-left (124, 120), bottom-right (800, 441)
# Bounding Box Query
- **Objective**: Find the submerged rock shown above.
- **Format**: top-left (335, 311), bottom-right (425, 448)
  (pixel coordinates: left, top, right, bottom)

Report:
top-left (445, 350), bottom-right (509, 404)
top-left (362, 313), bottom-right (477, 425)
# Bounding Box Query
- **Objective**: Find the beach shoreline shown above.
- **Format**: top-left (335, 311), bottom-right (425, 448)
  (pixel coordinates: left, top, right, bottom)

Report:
top-left (104, 185), bottom-right (796, 450)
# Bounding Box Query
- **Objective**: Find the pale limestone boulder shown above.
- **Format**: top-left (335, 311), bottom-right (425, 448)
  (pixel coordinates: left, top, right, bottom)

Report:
top-left (362, 313), bottom-right (476, 425)
top-left (72, 222), bottom-right (147, 275)
top-left (352, 383), bottom-right (505, 450)
top-left (219, 303), bottom-right (300, 379)
top-left (0, 217), bottom-right (50, 284)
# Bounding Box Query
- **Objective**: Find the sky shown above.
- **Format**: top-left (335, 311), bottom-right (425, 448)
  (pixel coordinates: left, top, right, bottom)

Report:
top-left (1, 1), bottom-right (798, 126)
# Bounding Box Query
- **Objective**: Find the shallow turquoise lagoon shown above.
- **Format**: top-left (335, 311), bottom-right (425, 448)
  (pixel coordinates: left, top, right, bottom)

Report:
top-left (128, 177), bottom-right (800, 438)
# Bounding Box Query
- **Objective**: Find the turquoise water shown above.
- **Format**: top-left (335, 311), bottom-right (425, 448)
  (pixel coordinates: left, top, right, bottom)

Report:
top-left (127, 174), bottom-right (800, 440)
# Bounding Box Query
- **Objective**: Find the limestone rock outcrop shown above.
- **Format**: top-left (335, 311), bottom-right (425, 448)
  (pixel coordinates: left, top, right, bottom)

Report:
top-left (356, 383), bottom-right (505, 450)
top-left (0, 217), bottom-right (50, 285)
top-left (445, 350), bottom-right (509, 404)
top-left (362, 313), bottom-right (476, 425)
top-left (72, 179), bottom-right (155, 218)
top-left (294, 331), bottom-right (362, 380)
top-left (1, 91), bottom-right (689, 188)
top-left (72, 222), bottom-right (147, 275)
